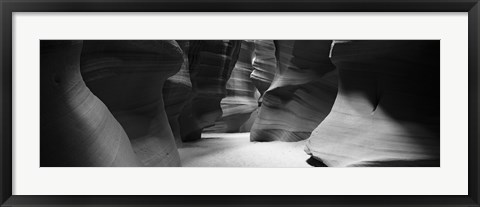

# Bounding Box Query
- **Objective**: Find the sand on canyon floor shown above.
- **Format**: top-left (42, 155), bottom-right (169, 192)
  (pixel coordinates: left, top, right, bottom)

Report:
top-left (178, 132), bottom-right (312, 167)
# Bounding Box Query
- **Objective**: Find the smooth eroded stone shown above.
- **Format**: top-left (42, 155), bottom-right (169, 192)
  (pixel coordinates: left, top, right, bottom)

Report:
top-left (179, 40), bottom-right (242, 141)
top-left (204, 40), bottom-right (259, 133)
top-left (250, 40), bottom-right (338, 142)
top-left (81, 40), bottom-right (184, 167)
top-left (40, 40), bottom-right (141, 167)
top-left (305, 40), bottom-right (440, 167)
top-left (250, 40), bottom-right (277, 96)
top-left (163, 40), bottom-right (192, 147)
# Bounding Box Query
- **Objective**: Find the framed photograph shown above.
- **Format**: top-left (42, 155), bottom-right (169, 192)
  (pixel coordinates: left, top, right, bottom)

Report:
top-left (1, 0), bottom-right (479, 206)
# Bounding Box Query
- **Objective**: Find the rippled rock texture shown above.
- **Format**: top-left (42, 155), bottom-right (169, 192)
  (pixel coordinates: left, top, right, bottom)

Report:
top-left (239, 40), bottom-right (279, 134)
top-left (250, 40), bottom-right (338, 142)
top-left (204, 40), bottom-right (259, 133)
top-left (163, 41), bottom-right (192, 147)
top-left (41, 40), bottom-right (440, 168)
top-left (305, 40), bottom-right (440, 167)
top-left (251, 40), bottom-right (277, 96)
top-left (80, 40), bottom-right (184, 167)
top-left (41, 41), bottom-right (141, 167)
top-left (179, 40), bottom-right (242, 141)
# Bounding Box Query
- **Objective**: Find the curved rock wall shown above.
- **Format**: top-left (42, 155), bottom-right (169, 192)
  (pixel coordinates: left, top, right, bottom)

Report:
top-left (163, 40), bottom-right (192, 147)
top-left (41, 40), bottom-right (439, 167)
top-left (251, 40), bottom-right (277, 96)
top-left (305, 40), bottom-right (440, 167)
top-left (179, 40), bottom-right (242, 141)
top-left (250, 40), bottom-right (338, 142)
top-left (204, 40), bottom-right (259, 133)
top-left (40, 41), bottom-right (141, 167)
top-left (80, 40), bottom-right (184, 167)
top-left (240, 40), bottom-right (279, 133)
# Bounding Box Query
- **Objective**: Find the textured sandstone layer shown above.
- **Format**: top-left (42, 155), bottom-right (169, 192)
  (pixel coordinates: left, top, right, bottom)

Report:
top-left (163, 40), bottom-right (192, 147)
top-left (179, 40), bottom-right (242, 141)
top-left (204, 40), bottom-right (259, 133)
top-left (40, 41), bottom-right (140, 167)
top-left (81, 40), bottom-right (184, 167)
top-left (239, 40), bottom-right (279, 134)
top-left (305, 40), bottom-right (440, 167)
top-left (250, 40), bottom-right (277, 96)
top-left (250, 40), bottom-right (338, 142)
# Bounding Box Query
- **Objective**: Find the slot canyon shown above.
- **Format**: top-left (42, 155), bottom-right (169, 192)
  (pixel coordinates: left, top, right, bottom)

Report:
top-left (40, 40), bottom-right (440, 167)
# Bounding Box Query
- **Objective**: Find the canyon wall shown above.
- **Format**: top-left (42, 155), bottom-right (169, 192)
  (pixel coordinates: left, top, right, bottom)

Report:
top-left (41, 40), bottom-right (440, 167)
top-left (80, 40), bottom-right (184, 167)
top-left (41, 41), bottom-right (141, 167)
top-left (204, 40), bottom-right (259, 133)
top-left (163, 40), bottom-right (192, 147)
top-left (305, 40), bottom-right (440, 167)
top-left (250, 40), bottom-right (277, 96)
top-left (250, 40), bottom-right (338, 142)
top-left (179, 40), bottom-right (242, 141)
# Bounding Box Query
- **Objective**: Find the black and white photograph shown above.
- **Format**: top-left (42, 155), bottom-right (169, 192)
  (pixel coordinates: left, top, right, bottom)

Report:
top-left (40, 40), bottom-right (440, 167)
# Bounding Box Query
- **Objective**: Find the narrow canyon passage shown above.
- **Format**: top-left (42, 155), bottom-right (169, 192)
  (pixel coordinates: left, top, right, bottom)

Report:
top-left (40, 40), bottom-right (440, 167)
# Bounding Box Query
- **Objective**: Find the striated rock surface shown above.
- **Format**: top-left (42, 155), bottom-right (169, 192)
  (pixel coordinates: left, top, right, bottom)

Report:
top-left (40, 40), bottom-right (140, 167)
top-left (250, 40), bottom-right (338, 142)
top-left (179, 40), bottom-right (242, 141)
top-left (80, 40), bottom-right (184, 167)
top-left (239, 40), bottom-right (278, 134)
top-left (163, 40), bottom-right (191, 147)
top-left (204, 40), bottom-right (259, 133)
top-left (305, 40), bottom-right (440, 167)
top-left (250, 40), bottom-right (277, 96)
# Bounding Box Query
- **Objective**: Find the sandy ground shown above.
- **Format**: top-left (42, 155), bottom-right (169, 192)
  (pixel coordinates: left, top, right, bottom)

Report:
top-left (178, 132), bottom-right (312, 167)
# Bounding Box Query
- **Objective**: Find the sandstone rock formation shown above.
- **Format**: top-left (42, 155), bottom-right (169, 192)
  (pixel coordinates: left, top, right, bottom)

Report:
top-left (41, 40), bottom-right (440, 168)
top-left (305, 40), bottom-right (440, 167)
top-left (40, 40), bottom-right (141, 167)
top-left (238, 40), bottom-right (279, 134)
top-left (163, 40), bottom-right (192, 147)
top-left (250, 40), bottom-right (338, 142)
top-left (80, 40), bottom-right (184, 167)
top-left (250, 40), bottom-right (277, 96)
top-left (179, 40), bottom-right (242, 141)
top-left (204, 40), bottom-right (259, 133)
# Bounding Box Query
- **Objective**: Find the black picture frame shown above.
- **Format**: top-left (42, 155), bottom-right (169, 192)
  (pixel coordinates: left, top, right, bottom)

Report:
top-left (1, 0), bottom-right (479, 206)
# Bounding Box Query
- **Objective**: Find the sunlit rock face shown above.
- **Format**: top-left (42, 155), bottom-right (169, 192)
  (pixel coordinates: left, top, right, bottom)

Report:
top-left (250, 40), bottom-right (338, 142)
top-left (204, 40), bottom-right (259, 133)
top-left (163, 40), bottom-right (192, 147)
top-left (40, 41), bottom-right (141, 167)
top-left (179, 40), bottom-right (242, 141)
top-left (251, 40), bottom-right (277, 96)
top-left (80, 40), bottom-right (184, 167)
top-left (305, 40), bottom-right (440, 167)
top-left (241, 40), bottom-right (278, 134)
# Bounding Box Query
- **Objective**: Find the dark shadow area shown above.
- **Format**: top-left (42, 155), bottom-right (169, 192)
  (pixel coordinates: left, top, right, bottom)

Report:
top-left (306, 156), bottom-right (328, 167)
